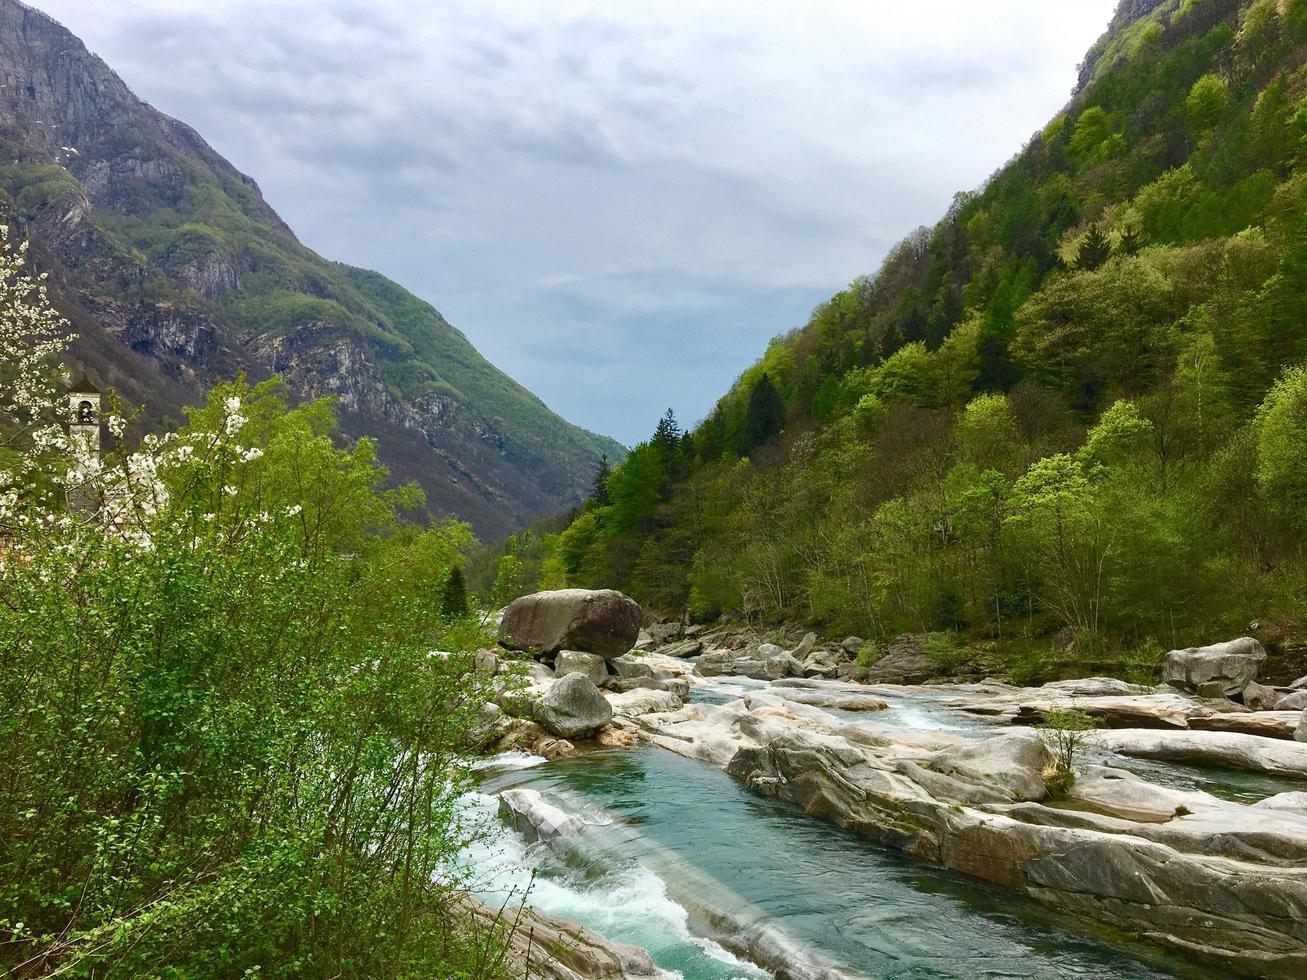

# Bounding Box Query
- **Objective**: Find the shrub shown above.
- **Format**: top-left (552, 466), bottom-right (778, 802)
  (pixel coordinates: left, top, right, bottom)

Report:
top-left (1036, 708), bottom-right (1102, 797)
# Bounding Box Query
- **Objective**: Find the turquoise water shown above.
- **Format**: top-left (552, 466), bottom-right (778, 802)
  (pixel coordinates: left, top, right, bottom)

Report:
top-left (471, 746), bottom-right (1218, 979)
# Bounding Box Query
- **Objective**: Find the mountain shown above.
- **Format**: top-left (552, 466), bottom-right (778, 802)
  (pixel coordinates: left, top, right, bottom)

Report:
top-left (531, 0), bottom-right (1307, 675)
top-left (0, 0), bottom-right (624, 539)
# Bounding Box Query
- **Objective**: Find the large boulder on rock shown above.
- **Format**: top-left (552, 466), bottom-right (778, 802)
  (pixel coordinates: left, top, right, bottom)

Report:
top-left (554, 650), bottom-right (610, 687)
top-left (499, 589), bottom-right (641, 658)
top-left (537, 673), bottom-right (614, 739)
top-left (1163, 636), bottom-right (1266, 694)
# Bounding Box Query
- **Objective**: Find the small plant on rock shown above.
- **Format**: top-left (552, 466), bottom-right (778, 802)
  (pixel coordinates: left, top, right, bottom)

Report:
top-left (1036, 707), bottom-right (1102, 797)
top-left (855, 641), bottom-right (882, 668)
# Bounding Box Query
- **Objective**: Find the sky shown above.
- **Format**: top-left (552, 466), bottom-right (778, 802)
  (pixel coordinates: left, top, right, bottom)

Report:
top-left (37, 0), bottom-right (1119, 446)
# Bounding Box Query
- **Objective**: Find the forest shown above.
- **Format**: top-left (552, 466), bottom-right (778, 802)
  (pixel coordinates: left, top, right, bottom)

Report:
top-left (485, 0), bottom-right (1307, 682)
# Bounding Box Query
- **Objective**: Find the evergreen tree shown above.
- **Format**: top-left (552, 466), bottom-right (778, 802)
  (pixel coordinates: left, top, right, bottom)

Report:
top-left (1116, 224), bottom-right (1145, 256)
top-left (590, 454), bottom-right (612, 507)
top-left (744, 372), bottom-right (784, 450)
top-left (653, 408), bottom-right (681, 452)
top-left (439, 566), bottom-right (468, 620)
top-left (1075, 224), bottom-right (1111, 270)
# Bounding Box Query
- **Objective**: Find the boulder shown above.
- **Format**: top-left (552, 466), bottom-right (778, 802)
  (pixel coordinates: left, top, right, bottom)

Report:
top-left (1291, 674), bottom-right (1307, 691)
top-left (766, 651), bottom-right (806, 679)
top-left (1298, 710), bottom-right (1307, 744)
top-left (1163, 636), bottom-right (1266, 694)
top-left (498, 589), bottom-right (641, 658)
top-left (695, 650), bottom-right (773, 679)
top-left (1241, 680), bottom-right (1281, 711)
top-left (861, 634), bottom-right (934, 685)
top-left (554, 650), bottom-right (610, 687)
top-left (789, 632), bottom-right (817, 662)
top-left (608, 654), bottom-right (660, 679)
top-left (473, 648), bottom-right (499, 674)
top-left (537, 673), bottom-right (614, 739)
top-left (1195, 680), bottom-right (1228, 699)
top-left (840, 636), bottom-right (864, 656)
top-left (1277, 689), bottom-right (1307, 711)
top-left (608, 687), bottom-right (683, 717)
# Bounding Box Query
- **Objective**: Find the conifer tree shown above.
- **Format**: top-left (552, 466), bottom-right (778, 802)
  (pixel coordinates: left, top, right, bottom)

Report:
top-left (1075, 224), bottom-right (1111, 270)
top-left (1116, 224), bottom-right (1145, 256)
top-left (744, 372), bottom-right (784, 450)
top-left (590, 454), bottom-right (612, 507)
top-left (439, 566), bottom-right (468, 620)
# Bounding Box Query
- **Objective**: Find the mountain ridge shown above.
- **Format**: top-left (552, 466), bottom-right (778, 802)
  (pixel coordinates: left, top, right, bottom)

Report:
top-left (0, 0), bottom-right (624, 538)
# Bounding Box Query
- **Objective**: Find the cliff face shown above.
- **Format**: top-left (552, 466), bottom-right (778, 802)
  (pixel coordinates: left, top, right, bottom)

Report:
top-left (0, 0), bottom-right (624, 538)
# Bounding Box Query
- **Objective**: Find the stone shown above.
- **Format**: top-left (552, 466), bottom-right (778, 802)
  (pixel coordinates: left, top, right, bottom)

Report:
top-left (1241, 680), bottom-right (1281, 711)
top-left (925, 731), bottom-right (1048, 803)
top-left (840, 636), bottom-right (864, 656)
top-left (609, 654), bottom-right (659, 679)
top-left (658, 637), bottom-right (704, 659)
top-left (862, 634), bottom-right (934, 685)
top-left (608, 687), bottom-right (683, 717)
top-left (1189, 711), bottom-right (1301, 740)
top-left (554, 650), bottom-right (610, 687)
top-left (473, 648), bottom-right (499, 674)
top-left (1195, 680), bottom-right (1228, 699)
top-left (524, 661), bottom-right (555, 682)
top-left (1291, 674), bottom-right (1307, 690)
top-left (789, 632), bottom-right (817, 661)
top-left (1095, 728), bottom-right (1307, 778)
top-left (608, 676), bottom-right (691, 699)
top-left (498, 588), bottom-right (642, 658)
top-left (537, 673), bottom-right (614, 739)
top-left (1298, 710), bottom-right (1307, 744)
top-left (695, 650), bottom-right (773, 679)
top-left (1162, 636), bottom-right (1267, 694)
top-left (766, 651), bottom-right (806, 679)
top-left (1253, 791), bottom-right (1307, 813)
top-left (1277, 690), bottom-right (1307, 711)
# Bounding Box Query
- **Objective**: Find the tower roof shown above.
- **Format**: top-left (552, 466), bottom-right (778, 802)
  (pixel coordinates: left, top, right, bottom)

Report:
top-left (70, 371), bottom-right (100, 395)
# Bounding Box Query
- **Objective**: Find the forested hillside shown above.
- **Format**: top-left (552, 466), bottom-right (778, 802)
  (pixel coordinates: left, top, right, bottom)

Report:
top-left (0, 0), bottom-right (623, 538)
top-left (513, 0), bottom-right (1307, 679)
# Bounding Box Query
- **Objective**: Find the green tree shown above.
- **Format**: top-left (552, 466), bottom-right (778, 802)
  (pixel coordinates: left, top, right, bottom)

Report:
top-left (1254, 363), bottom-right (1307, 529)
top-left (1074, 224), bottom-right (1112, 271)
top-left (439, 565), bottom-right (469, 619)
top-left (1186, 74), bottom-right (1231, 133)
top-left (744, 372), bottom-right (785, 450)
top-left (590, 453), bottom-right (612, 507)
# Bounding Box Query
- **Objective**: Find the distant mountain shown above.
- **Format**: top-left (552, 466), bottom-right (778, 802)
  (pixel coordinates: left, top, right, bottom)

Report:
top-left (0, 0), bottom-right (624, 538)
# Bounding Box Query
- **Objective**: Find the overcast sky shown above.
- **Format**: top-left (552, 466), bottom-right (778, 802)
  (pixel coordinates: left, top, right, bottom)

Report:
top-left (38, 0), bottom-right (1117, 445)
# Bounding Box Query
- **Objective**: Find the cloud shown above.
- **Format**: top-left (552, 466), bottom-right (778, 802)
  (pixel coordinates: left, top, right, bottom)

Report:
top-left (37, 0), bottom-right (1117, 444)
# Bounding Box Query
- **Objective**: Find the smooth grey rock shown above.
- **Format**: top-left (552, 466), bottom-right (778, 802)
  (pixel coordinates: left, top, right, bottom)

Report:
top-left (696, 650), bottom-right (773, 679)
top-left (609, 654), bottom-right (660, 679)
top-left (862, 634), bottom-right (934, 685)
top-left (1298, 710), bottom-right (1307, 744)
top-left (537, 674), bottom-right (613, 739)
top-left (473, 648), bottom-right (499, 674)
top-left (840, 636), bottom-right (865, 655)
top-left (927, 731), bottom-right (1048, 802)
top-left (1253, 791), bottom-right (1307, 813)
top-left (1163, 636), bottom-right (1266, 694)
top-left (1291, 674), bottom-right (1307, 690)
top-left (790, 632), bottom-right (817, 662)
top-left (1041, 677), bottom-right (1148, 697)
top-left (1277, 690), bottom-right (1307, 711)
top-left (658, 637), bottom-right (704, 658)
top-left (554, 649), bottom-right (609, 687)
top-left (499, 589), bottom-right (642, 658)
top-left (1196, 680), bottom-right (1228, 699)
top-left (608, 687), bottom-right (683, 717)
top-left (1242, 680), bottom-right (1281, 711)
top-left (608, 675), bottom-right (691, 699)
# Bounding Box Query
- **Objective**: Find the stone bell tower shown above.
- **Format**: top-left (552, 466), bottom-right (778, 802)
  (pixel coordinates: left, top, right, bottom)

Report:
top-left (68, 372), bottom-right (102, 456)
top-left (67, 373), bottom-right (102, 516)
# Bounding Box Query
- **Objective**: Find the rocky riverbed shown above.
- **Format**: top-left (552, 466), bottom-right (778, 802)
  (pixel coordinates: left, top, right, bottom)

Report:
top-left (469, 590), bottom-right (1307, 978)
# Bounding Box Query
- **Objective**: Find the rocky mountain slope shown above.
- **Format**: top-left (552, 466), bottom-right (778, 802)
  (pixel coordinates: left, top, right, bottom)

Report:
top-left (0, 0), bottom-right (623, 538)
